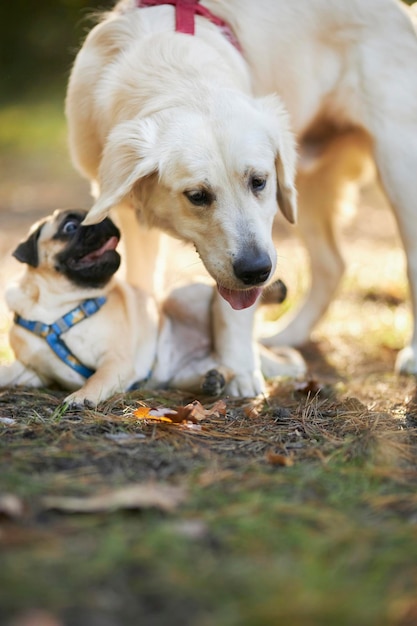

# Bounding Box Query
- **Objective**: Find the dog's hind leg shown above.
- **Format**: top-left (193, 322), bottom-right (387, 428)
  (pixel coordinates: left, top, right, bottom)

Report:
top-left (262, 130), bottom-right (373, 348)
top-left (374, 134), bottom-right (417, 374)
top-left (374, 125), bottom-right (417, 375)
top-left (368, 110), bottom-right (417, 372)
top-left (358, 12), bottom-right (417, 374)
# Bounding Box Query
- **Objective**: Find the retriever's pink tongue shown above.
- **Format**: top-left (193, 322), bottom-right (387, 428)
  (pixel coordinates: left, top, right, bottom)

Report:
top-left (217, 285), bottom-right (263, 310)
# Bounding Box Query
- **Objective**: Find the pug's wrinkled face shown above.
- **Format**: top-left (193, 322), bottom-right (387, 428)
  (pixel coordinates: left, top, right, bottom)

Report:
top-left (13, 209), bottom-right (121, 288)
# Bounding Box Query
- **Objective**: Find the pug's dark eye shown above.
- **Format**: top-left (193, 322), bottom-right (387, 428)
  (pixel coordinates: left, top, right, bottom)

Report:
top-left (250, 176), bottom-right (267, 193)
top-left (62, 220), bottom-right (79, 235)
top-left (184, 189), bottom-right (212, 207)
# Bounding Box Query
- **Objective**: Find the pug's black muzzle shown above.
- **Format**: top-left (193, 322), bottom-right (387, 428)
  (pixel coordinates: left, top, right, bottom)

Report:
top-left (55, 217), bottom-right (121, 289)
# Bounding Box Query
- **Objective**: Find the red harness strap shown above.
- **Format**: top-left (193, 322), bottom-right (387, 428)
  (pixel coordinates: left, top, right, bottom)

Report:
top-left (137, 0), bottom-right (241, 51)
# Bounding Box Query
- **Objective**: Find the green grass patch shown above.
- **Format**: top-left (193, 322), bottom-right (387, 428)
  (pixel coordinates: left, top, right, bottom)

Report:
top-left (1, 386), bottom-right (417, 626)
top-left (0, 99), bottom-right (67, 156)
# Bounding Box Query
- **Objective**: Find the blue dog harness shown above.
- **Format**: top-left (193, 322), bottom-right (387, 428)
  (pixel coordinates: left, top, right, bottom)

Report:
top-left (14, 297), bottom-right (107, 379)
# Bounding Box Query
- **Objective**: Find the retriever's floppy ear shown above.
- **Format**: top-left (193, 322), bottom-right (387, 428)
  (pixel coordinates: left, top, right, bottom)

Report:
top-left (12, 224), bottom-right (43, 267)
top-left (83, 117), bottom-right (159, 225)
top-left (258, 95), bottom-right (298, 224)
top-left (276, 151), bottom-right (297, 224)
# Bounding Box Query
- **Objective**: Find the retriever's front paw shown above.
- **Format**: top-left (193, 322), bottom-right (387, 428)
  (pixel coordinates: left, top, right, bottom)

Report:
top-left (64, 392), bottom-right (97, 409)
top-left (225, 369), bottom-right (265, 398)
top-left (395, 346), bottom-right (417, 375)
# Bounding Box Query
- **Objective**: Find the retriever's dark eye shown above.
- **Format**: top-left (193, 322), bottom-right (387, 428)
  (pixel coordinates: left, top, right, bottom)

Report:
top-left (62, 220), bottom-right (79, 235)
top-left (250, 176), bottom-right (267, 193)
top-left (184, 189), bottom-right (212, 207)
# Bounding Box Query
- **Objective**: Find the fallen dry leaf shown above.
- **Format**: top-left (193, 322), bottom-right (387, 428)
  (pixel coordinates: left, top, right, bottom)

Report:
top-left (180, 399), bottom-right (227, 421)
top-left (0, 525), bottom-right (51, 547)
top-left (243, 403), bottom-right (260, 419)
top-left (170, 403), bottom-right (202, 423)
top-left (266, 451), bottom-right (294, 467)
top-left (0, 493), bottom-right (25, 519)
top-left (42, 483), bottom-right (186, 514)
top-left (8, 609), bottom-right (63, 626)
top-left (133, 399), bottom-right (227, 424)
top-left (134, 406), bottom-right (177, 422)
top-left (134, 405), bottom-right (196, 423)
top-left (207, 399), bottom-right (227, 417)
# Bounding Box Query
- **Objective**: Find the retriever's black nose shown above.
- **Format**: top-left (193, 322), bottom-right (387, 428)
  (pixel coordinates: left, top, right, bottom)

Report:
top-left (233, 249), bottom-right (272, 285)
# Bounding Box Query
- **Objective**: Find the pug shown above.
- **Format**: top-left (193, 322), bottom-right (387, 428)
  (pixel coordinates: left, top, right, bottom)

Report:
top-left (0, 209), bottom-right (159, 407)
top-left (0, 209), bottom-right (305, 406)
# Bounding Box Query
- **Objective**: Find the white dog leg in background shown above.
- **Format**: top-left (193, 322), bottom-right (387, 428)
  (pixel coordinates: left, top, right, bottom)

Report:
top-left (374, 127), bottom-right (417, 375)
top-left (359, 18), bottom-right (417, 374)
top-left (262, 173), bottom-right (345, 348)
top-left (262, 131), bottom-right (373, 348)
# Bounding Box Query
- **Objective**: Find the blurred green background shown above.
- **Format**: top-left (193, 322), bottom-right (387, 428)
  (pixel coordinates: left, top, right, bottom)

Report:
top-left (0, 0), bottom-right (114, 104)
top-left (0, 1), bottom-right (113, 328)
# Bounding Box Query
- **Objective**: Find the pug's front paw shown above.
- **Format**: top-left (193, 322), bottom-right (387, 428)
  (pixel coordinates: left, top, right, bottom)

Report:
top-left (64, 392), bottom-right (96, 409)
top-left (225, 369), bottom-right (265, 398)
top-left (201, 369), bottom-right (226, 396)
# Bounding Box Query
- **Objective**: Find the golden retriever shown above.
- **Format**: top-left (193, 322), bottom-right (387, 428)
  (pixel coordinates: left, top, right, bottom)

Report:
top-left (66, 0), bottom-right (417, 392)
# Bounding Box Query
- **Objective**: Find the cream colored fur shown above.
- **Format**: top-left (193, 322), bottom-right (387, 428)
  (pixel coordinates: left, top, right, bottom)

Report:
top-left (66, 0), bottom-right (417, 387)
top-left (66, 0), bottom-right (298, 397)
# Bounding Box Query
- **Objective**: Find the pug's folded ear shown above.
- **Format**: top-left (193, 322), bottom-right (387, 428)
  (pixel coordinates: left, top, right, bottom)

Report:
top-left (12, 225), bottom-right (42, 267)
